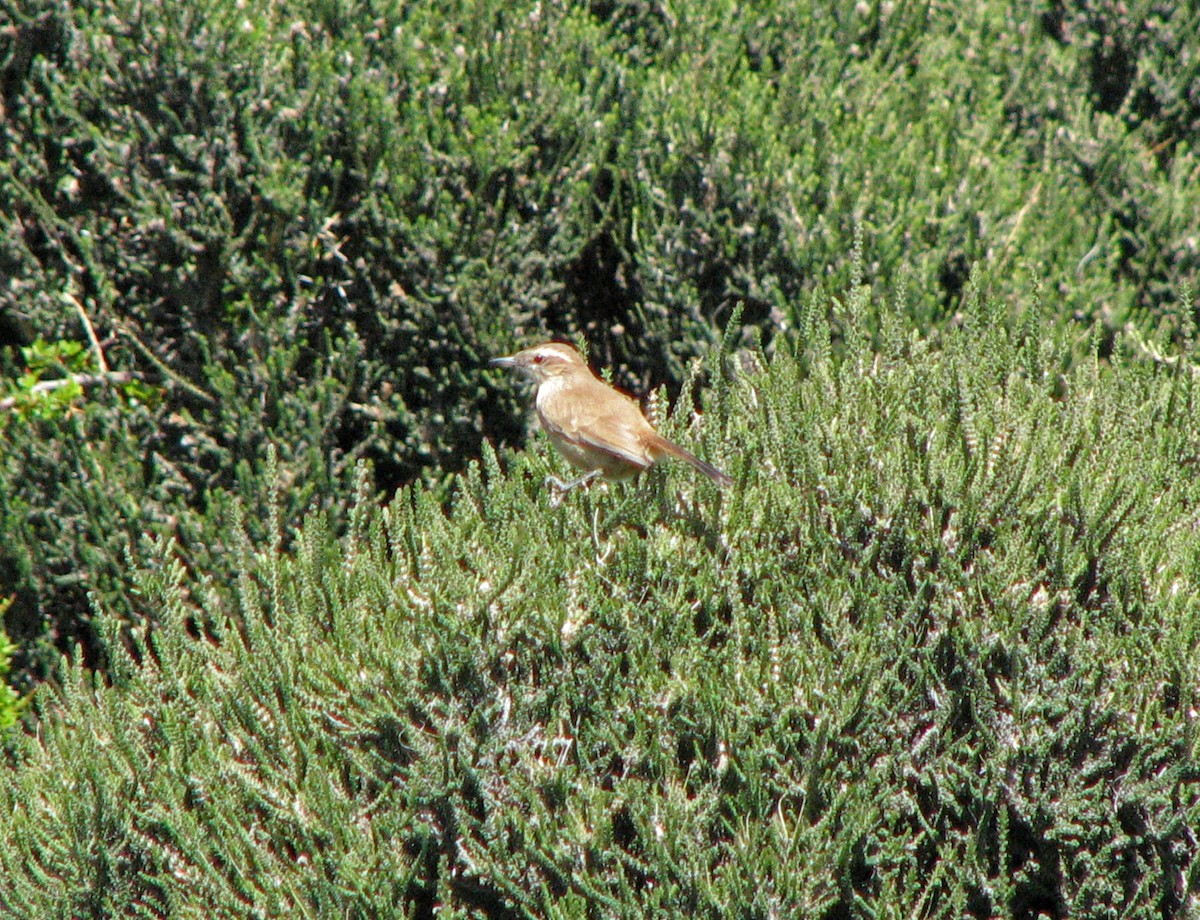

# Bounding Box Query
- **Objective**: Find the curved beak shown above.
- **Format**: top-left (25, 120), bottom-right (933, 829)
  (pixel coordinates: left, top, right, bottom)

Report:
top-left (489, 355), bottom-right (519, 368)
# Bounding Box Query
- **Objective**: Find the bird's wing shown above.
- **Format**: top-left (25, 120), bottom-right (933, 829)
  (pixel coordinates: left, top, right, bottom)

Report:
top-left (539, 378), bottom-right (655, 469)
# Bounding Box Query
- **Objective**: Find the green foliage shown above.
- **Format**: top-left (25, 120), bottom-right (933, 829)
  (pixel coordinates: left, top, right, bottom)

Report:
top-left (2, 0), bottom-right (1199, 679)
top-left (0, 335), bottom-right (155, 424)
top-left (1, 1), bottom-right (1198, 913)
top-left (0, 600), bottom-right (24, 732)
top-left (3, 338), bottom-right (89, 419)
top-left (2, 296), bottom-right (1197, 918)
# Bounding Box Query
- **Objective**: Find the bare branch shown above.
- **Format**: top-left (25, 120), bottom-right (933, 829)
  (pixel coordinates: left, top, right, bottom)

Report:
top-left (0, 371), bottom-right (136, 412)
top-left (64, 292), bottom-right (109, 374)
top-left (113, 321), bottom-right (218, 406)
top-left (1123, 323), bottom-right (1200, 376)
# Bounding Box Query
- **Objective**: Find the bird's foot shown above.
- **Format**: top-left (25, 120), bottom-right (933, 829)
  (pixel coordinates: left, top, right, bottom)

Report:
top-left (545, 470), bottom-right (602, 507)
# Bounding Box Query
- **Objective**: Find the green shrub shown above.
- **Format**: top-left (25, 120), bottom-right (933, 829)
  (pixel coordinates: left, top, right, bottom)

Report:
top-left (0, 601), bottom-right (24, 732)
top-left (2, 286), bottom-right (1196, 917)
top-left (2, 2), bottom-right (1197, 910)
top-left (2, 0), bottom-right (1199, 682)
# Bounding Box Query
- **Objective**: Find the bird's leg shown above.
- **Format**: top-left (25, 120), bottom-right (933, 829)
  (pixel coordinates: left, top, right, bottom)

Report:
top-left (591, 502), bottom-right (613, 566)
top-left (545, 469), bottom-right (602, 507)
top-left (545, 469), bottom-right (602, 493)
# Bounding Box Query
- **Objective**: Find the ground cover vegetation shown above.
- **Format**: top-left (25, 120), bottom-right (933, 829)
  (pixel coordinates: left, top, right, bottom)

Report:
top-left (1, 0), bottom-right (1198, 916)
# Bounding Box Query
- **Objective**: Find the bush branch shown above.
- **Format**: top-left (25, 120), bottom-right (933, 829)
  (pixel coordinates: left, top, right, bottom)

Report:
top-left (0, 371), bottom-right (136, 412)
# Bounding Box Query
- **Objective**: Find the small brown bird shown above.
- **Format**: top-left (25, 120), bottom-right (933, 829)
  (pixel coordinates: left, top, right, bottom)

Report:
top-left (491, 341), bottom-right (731, 492)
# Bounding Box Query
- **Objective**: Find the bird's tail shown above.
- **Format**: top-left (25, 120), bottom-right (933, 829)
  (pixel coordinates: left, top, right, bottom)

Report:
top-left (649, 434), bottom-right (733, 486)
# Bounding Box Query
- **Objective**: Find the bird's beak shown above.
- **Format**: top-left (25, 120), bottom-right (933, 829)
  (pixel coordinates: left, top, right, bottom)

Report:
top-left (489, 355), bottom-right (519, 368)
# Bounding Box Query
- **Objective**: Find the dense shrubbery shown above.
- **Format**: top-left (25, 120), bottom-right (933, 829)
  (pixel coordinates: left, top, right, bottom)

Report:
top-left (2, 0), bottom-right (1199, 915)
top-left (2, 0), bottom-right (1199, 677)
top-left (2, 289), bottom-right (1198, 917)
top-left (0, 602), bottom-right (21, 731)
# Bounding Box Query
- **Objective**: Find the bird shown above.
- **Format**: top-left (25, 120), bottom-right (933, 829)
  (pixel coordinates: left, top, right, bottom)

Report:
top-left (490, 341), bottom-right (731, 493)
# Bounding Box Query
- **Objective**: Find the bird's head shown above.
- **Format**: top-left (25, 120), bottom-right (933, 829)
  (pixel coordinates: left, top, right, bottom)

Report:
top-left (490, 341), bottom-right (589, 383)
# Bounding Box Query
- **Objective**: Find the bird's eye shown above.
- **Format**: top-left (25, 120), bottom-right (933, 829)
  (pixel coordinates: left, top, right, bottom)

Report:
top-left (532, 354), bottom-right (545, 364)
